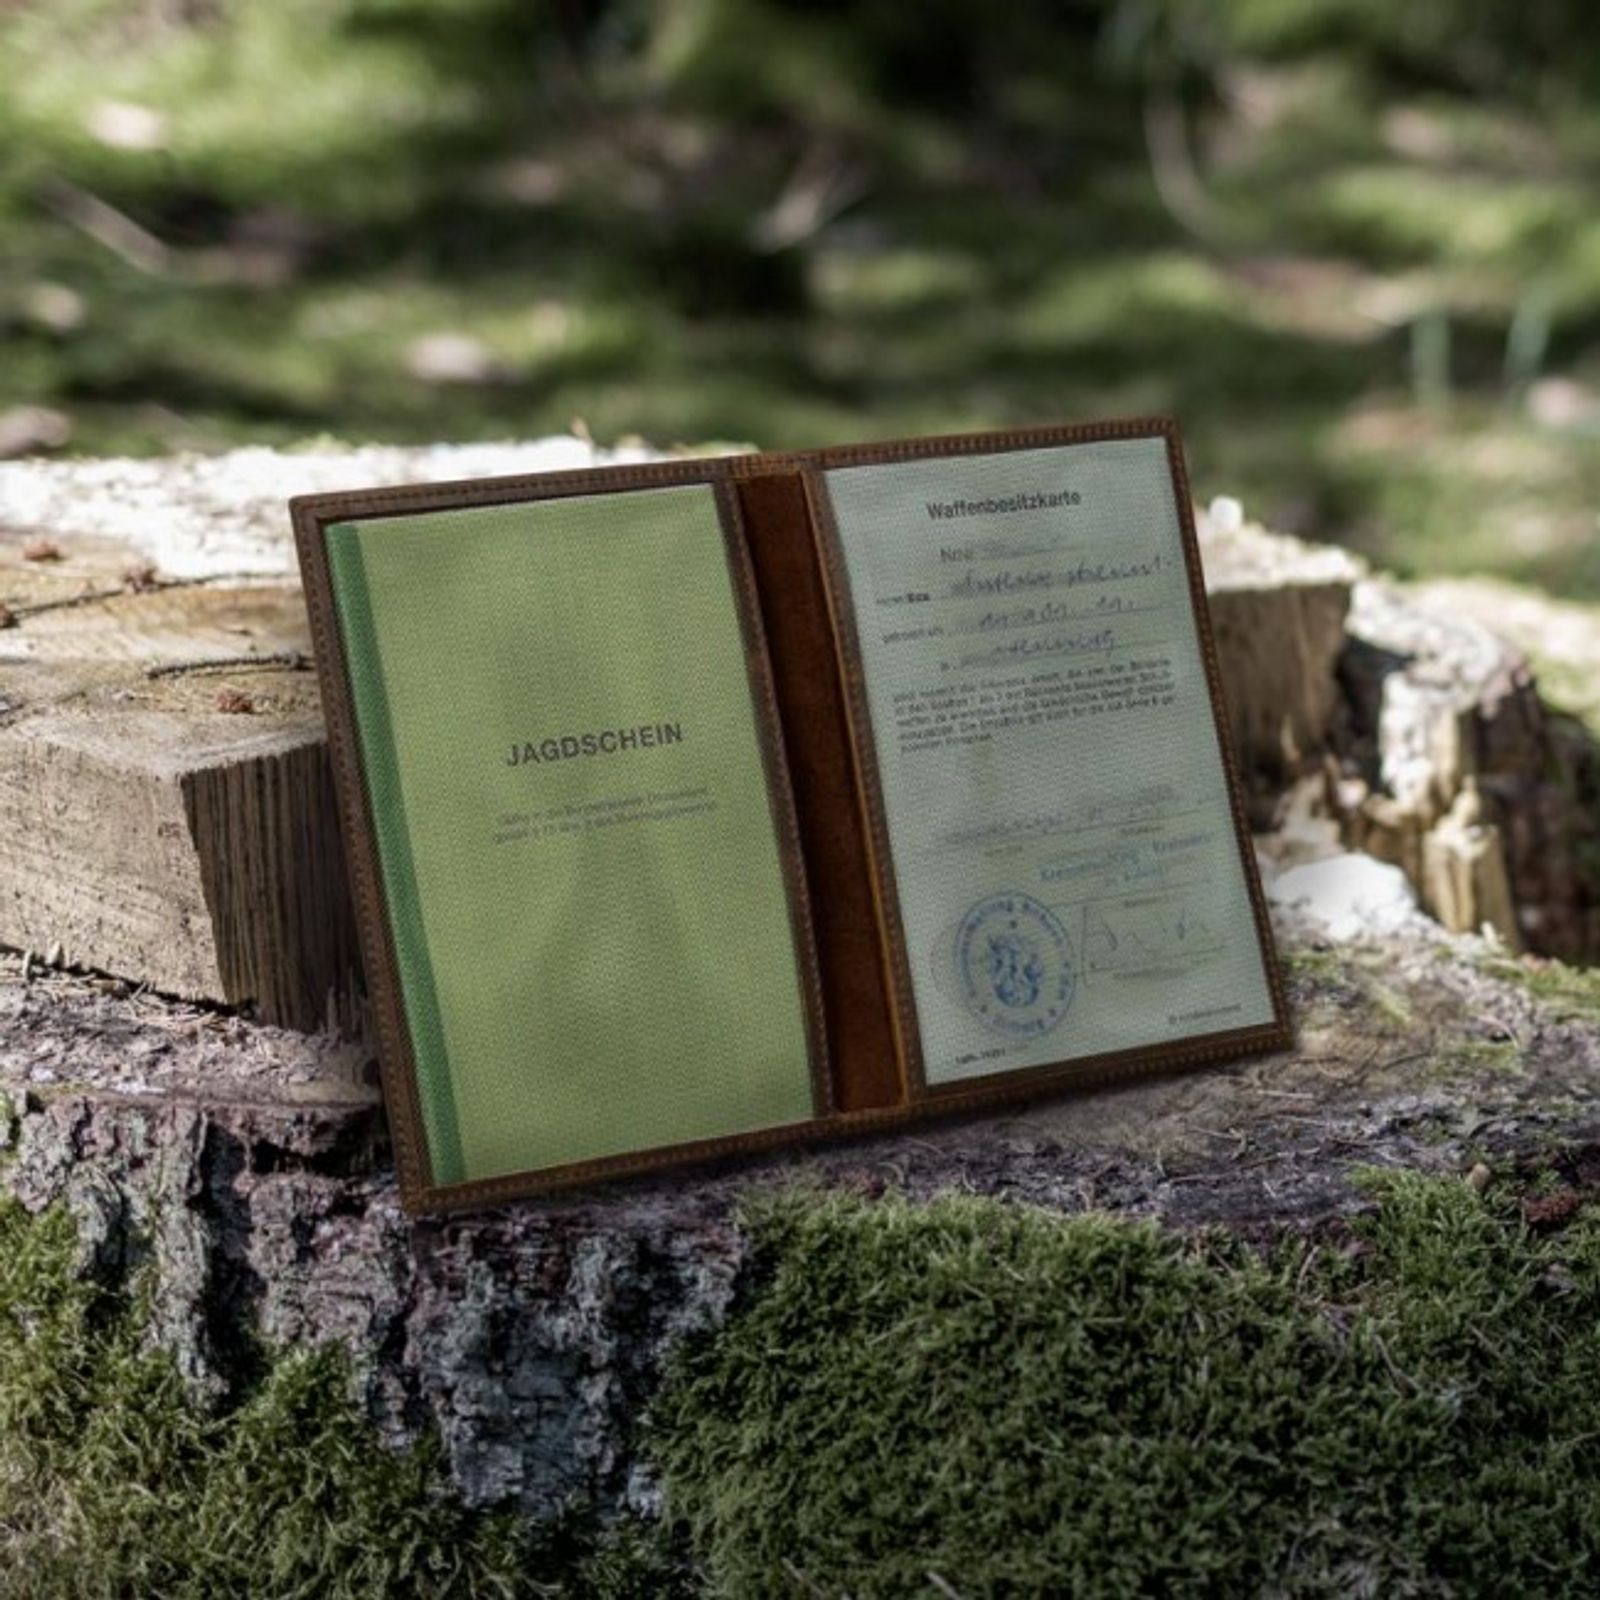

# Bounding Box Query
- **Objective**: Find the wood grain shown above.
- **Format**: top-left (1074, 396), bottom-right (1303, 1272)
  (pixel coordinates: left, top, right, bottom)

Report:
top-left (1, 445), bottom-right (1590, 1031)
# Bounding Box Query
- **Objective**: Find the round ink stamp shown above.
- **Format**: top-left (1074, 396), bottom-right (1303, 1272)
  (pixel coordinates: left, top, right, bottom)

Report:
top-left (954, 891), bottom-right (1075, 1039)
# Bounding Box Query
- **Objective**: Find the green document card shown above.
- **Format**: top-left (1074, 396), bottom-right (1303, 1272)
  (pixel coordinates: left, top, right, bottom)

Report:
top-left (323, 484), bottom-right (818, 1189)
top-left (822, 437), bottom-right (1279, 1088)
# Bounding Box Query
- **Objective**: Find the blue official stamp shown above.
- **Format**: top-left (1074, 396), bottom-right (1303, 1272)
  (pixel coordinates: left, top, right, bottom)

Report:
top-left (954, 891), bottom-right (1075, 1039)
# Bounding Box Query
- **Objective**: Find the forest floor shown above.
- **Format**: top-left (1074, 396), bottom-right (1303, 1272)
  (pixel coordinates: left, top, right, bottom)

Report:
top-left (3, 4), bottom-right (1600, 610)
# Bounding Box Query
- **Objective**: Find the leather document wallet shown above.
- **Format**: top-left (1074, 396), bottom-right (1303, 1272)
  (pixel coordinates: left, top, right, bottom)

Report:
top-left (292, 418), bottom-right (1293, 1213)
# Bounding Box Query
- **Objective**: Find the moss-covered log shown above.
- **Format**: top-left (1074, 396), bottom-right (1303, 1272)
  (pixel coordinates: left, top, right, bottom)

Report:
top-left (4, 913), bottom-right (1599, 1532)
top-left (3, 923), bottom-right (1600, 1593)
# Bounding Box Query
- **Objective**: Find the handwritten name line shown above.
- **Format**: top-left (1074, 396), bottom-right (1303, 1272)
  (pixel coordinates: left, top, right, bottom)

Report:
top-left (939, 799), bottom-right (1206, 850)
top-left (949, 551), bottom-right (1165, 598)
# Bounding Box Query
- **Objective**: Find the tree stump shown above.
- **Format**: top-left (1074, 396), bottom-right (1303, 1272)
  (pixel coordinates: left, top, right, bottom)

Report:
top-left (0, 441), bottom-right (648, 1030)
top-left (3, 444), bottom-right (1598, 1519)
top-left (4, 914), bottom-right (1598, 1516)
top-left (6, 446), bottom-right (1593, 1031)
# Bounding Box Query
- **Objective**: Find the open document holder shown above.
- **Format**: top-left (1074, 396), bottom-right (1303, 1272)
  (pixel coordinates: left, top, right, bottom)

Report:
top-left (293, 419), bottom-right (1292, 1212)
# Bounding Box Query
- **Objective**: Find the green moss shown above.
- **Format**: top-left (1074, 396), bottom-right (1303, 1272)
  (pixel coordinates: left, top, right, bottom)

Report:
top-left (1480, 953), bottom-right (1600, 1025)
top-left (651, 1179), bottom-right (1600, 1598)
top-left (1430, 1037), bottom-right (1524, 1080)
top-left (1283, 945), bottom-right (1428, 1038)
top-left (0, 1196), bottom-right (688, 1600)
top-left (1281, 946), bottom-right (1369, 1022)
top-left (14, 1167), bottom-right (1600, 1596)
top-left (1282, 946), bottom-right (1348, 983)
top-left (1366, 978), bottom-right (1414, 1030)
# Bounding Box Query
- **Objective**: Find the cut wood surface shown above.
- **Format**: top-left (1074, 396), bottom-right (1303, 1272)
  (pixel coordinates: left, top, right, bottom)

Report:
top-left (1194, 499), bottom-right (1360, 788)
top-left (2, 446), bottom-right (1597, 1522)
top-left (0, 441), bottom-right (648, 1029)
top-left (2, 445), bottom-right (1596, 1030)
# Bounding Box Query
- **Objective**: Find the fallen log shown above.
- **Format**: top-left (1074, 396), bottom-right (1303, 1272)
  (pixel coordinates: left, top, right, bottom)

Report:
top-left (4, 911), bottom-right (1597, 1516)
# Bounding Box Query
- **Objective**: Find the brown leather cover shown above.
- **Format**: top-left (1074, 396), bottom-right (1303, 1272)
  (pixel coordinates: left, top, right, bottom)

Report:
top-left (737, 471), bottom-right (904, 1113)
top-left (292, 418), bottom-right (1294, 1213)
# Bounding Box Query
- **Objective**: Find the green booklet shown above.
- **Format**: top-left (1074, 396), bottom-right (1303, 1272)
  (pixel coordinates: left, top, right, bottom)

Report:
top-left (305, 475), bottom-right (825, 1202)
top-left (294, 422), bottom-right (1291, 1212)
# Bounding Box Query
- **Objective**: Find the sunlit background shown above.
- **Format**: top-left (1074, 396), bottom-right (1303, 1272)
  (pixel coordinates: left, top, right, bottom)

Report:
top-left (3, 0), bottom-right (1599, 602)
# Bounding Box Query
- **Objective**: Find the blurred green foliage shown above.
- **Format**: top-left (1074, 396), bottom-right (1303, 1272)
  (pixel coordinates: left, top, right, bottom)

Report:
top-left (1, 0), bottom-right (1599, 598)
